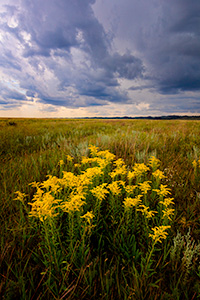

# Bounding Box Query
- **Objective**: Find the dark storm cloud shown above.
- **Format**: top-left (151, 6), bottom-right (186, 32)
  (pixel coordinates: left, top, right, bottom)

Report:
top-left (103, 53), bottom-right (144, 80)
top-left (1, 0), bottom-right (200, 114)
top-left (0, 0), bottom-right (144, 109)
top-left (0, 82), bottom-right (28, 111)
top-left (78, 82), bottom-right (128, 102)
top-left (129, 85), bottom-right (153, 91)
top-left (6, 0), bottom-right (109, 60)
top-left (26, 90), bottom-right (36, 97)
top-left (5, 89), bottom-right (26, 101)
top-left (139, 0), bottom-right (200, 94)
top-left (107, 0), bottom-right (200, 98)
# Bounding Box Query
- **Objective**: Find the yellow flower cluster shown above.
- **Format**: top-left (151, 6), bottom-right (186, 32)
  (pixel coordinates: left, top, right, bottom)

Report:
top-left (138, 181), bottom-right (151, 194)
top-left (62, 172), bottom-right (79, 189)
top-left (110, 159), bottom-right (127, 179)
top-left (81, 211), bottom-right (95, 225)
top-left (152, 169), bottom-right (166, 180)
top-left (127, 163), bottom-right (150, 181)
top-left (81, 156), bottom-right (98, 165)
top-left (160, 197), bottom-right (174, 207)
top-left (108, 181), bottom-right (122, 195)
top-left (22, 145), bottom-right (173, 247)
top-left (123, 195), bottom-right (142, 209)
top-left (110, 166), bottom-right (127, 179)
top-left (137, 204), bottom-right (157, 219)
top-left (61, 193), bottom-right (86, 213)
top-left (28, 191), bottom-right (61, 221)
top-left (80, 167), bottom-right (103, 183)
top-left (125, 185), bottom-right (137, 196)
top-left (88, 144), bottom-right (99, 157)
top-left (192, 159), bottom-right (200, 169)
top-left (149, 225), bottom-right (171, 243)
top-left (162, 208), bottom-right (175, 221)
top-left (27, 147), bottom-right (115, 220)
top-left (14, 191), bottom-right (27, 204)
top-left (192, 160), bottom-right (197, 169)
top-left (66, 155), bottom-right (73, 162)
top-left (159, 197), bottom-right (175, 221)
top-left (58, 159), bottom-right (65, 166)
top-left (81, 211), bottom-right (96, 233)
top-left (114, 158), bottom-right (125, 168)
top-left (91, 183), bottom-right (109, 202)
top-left (97, 150), bottom-right (115, 162)
top-left (148, 156), bottom-right (161, 170)
top-left (58, 155), bottom-right (73, 166)
top-left (153, 184), bottom-right (171, 197)
top-left (40, 175), bottom-right (61, 193)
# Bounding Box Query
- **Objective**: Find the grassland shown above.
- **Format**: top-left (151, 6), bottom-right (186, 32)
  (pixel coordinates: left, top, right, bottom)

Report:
top-left (0, 118), bottom-right (200, 299)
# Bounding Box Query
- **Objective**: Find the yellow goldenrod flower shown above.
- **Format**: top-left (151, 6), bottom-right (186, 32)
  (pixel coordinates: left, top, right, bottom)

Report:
top-left (149, 225), bottom-right (171, 243)
top-left (88, 144), bottom-right (99, 156)
top-left (91, 183), bottom-right (108, 202)
top-left (81, 156), bottom-right (99, 165)
top-left (131, 163), bottom-right (150, 179)
top-left (137, 204), bottom-right (157, 219)
top-left (107, 181), bottom-right (122, 195)
top-left (162, 208), bottom-right (175, 221)
top-left (29, 191), bottom-right (61, 221)
top-left (81, 156), bottom-right (91, 164)
top-left (198, 159), bottom-right (200, 168)
top-left (148, 156), bottom-right (161, 170)
top-left (152, 169), bottom-right (166, 180)
top-left (14, 191), bottom-right (27, 203)
top-left (117, 180), bottom-right (126, 187)
top-left (96, 157), bottom-right (109, 169)
top-left (110, 165), bottom-right (127, 179)
top-left (66, 155), bottom-right (73, 162)
top-left (123, 195), bottom-right (142, 209)
top-left (76, 185), bottom-right (85, 194)
top-left (81, 211), bottom-right (95, 225)
top-left (58, 159), bottom-right (65, 166)
top-left (62, 172), bottom-right (79, 188)
top-left (74, 163), bottom-right (81, 168)
top-left (153, 184), bottom-right (171, 197)
top-left (32, 187), bottom-right (44, 202)
top-left (78, 174), bottom-right (92, 187)
top-left (114, 158), bottom-right (125, 168)
top-left (80, 167), bottom-right (103, 185)
top-left (127, 171), bottom-right (136, 181)
top-left (138, 181), bottom-right (152, 194)
top-left (61, 193), bottom-right (86, 213)
top-left (159, 197), bottom-right (174, 207)
top-left (97, 150), bottom-right (115, 162)
top-left (40, 175), bottom-right (61, 193)
top-left (29, 181), bottom-right (40, 188)
top-left (192, 160), bottom-right (197, 169)
top-left (125, 185), bottom-right (137, 195)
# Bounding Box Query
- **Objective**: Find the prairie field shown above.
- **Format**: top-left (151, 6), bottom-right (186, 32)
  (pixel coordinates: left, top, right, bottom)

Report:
top-left (1, 118), bottom-right (200, 300)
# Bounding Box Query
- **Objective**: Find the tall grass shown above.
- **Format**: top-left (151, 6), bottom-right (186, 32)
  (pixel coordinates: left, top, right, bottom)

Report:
top-left (1, 118), bottom-right (200, 299)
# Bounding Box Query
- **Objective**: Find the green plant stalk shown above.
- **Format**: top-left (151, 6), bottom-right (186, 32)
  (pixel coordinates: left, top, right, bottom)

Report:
top-left (68, 213), bottom-right (75, 259)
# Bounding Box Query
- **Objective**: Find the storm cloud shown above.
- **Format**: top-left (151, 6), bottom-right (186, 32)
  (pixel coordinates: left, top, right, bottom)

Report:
top-left (0, 0), bottom-right (200, 116)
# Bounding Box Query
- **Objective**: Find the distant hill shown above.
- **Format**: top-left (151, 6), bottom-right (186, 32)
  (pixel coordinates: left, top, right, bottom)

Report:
top-left (82, 115), bottom-right (200, 120)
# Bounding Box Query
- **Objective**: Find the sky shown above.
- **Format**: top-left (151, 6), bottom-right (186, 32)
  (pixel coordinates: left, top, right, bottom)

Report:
top-left (0, 0), bottom-right (200, 118)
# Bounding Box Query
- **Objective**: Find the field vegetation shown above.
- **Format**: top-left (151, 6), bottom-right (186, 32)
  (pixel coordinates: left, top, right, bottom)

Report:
top-left (1, 118), bottom-right (200, 299)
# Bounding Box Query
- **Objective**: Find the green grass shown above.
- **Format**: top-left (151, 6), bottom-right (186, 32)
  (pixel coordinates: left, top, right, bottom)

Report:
top-left (1, 118), bottom-right (200, 299)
